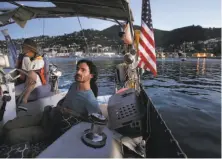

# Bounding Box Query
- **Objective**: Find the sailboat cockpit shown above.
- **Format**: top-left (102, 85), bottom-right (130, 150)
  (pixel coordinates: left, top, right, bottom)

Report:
top-left (0, 1), bottom-right (186, 158)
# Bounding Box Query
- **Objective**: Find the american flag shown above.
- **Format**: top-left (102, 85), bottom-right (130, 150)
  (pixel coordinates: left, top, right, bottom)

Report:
top-left (137, 0), bottom-right (157, 76)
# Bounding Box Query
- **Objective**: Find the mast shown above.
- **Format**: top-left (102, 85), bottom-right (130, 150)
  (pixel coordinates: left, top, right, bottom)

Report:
top-left (126, 1), bottom-right (136, 55)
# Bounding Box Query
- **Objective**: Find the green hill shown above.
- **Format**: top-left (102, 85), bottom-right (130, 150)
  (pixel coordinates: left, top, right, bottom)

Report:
top-left (101, 24), bottom-right (221, 47)
top-left (0, 25), bottom-right (220, 53)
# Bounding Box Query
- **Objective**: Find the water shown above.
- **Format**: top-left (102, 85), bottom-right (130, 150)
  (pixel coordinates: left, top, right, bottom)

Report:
top-left (49, 57), bottom-right (221, 158)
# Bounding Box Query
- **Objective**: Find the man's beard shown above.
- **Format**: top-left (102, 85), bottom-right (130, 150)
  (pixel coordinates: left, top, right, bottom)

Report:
top-left (75, 74), bottom-right (82, 82)
top-left (75, 74), bottom-right (90, 83)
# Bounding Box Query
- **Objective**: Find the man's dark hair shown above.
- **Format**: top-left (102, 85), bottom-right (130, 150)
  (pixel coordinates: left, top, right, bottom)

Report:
top-left (77, 59), bottom-right (98, 97)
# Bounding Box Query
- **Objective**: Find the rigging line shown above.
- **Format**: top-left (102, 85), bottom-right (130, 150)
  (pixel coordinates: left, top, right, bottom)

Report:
top-left (41, 18), bottom-right (45, 56)
top-left (43, 18), bottom-right (45, 38)
top-left (77, 16), bottom-right (91, 60)
top-left (43, 19), bottom-right (45, 45)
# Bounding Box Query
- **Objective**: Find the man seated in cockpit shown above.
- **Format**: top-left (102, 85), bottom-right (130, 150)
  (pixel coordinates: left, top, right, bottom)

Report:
top-left (15, 38), bottom-right (50, 103)
top-left (57, 59), bottom-right (101, 117)
top-left (2, 59), bottom-right (101, 145)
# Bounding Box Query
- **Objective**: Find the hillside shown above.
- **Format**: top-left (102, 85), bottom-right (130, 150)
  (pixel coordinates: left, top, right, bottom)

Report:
top-left (163, 25), bottom-right (221, 47)
top-left (101, 25), bottom-right (221, 47)
top-left (0, 25), bottom-right (221, 53)
top-left (101, 25), bottom-right (169, 47)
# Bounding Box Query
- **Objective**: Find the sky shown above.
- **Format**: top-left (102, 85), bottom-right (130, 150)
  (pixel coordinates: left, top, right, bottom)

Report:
top-left (0, 0), bottom-right (221, 40)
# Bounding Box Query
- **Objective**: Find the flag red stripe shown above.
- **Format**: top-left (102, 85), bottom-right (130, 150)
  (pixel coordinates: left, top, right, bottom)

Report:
top-left (139, 36), bottom-right (156, 63)
top-left (143, 62), bottom-right (148, 70)
top-left (141, 26), bottom-right (155, 47)
top-left (139, 51), bottom-right (157, 76)
top-left (138, 60), bottom-right (150, 71)
top-left (143, 62), bottom-right (149, 70)
top-left (137, 0), bottom-right (157, 76)
top-left (138, 60), bottom-right (143, 68)
top-left (138, 61), bottom-right (147, 70)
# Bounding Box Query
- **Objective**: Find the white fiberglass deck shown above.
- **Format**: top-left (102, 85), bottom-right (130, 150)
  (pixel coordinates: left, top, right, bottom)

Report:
top-left (37, 122), bottom-right (123, 158)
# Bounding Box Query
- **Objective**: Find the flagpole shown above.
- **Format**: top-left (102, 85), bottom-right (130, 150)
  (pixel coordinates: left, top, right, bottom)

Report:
top-left (126, 2), bottom-right (135, 52)
top-left (126, 1), bottom-right (142, 89)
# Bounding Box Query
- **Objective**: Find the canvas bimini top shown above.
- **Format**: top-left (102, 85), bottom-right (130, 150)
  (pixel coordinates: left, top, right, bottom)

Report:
top-left (0, 0), bottom-right (134, 28)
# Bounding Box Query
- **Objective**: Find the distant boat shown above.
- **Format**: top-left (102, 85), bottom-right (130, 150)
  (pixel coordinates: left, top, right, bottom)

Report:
top-left (56, 52), bottom-right (71, 58)
top-left (178, 52), bottom-right (187, 61)
top-left (192, 53), bottom-right (215, 58)
top-left (157, 52), bottom-right (165, 59)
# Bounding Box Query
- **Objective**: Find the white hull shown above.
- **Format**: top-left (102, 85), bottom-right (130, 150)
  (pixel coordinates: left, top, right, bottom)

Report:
top-left (1, 89), bottom-right (124, 158)
top-left (37, 122), bottom-right (123, 158)
top-left (17, 91), bottom-right (67, 116)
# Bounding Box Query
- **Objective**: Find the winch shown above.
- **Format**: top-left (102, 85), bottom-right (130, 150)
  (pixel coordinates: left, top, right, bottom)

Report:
top-left (81, 113), bottom-right (108, 148)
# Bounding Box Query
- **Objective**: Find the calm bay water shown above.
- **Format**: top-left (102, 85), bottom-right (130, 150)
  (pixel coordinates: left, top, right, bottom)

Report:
top-left (50, 57), bottom-right (221, 158)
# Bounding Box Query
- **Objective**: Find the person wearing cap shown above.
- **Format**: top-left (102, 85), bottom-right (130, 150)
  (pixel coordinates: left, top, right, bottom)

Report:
top-left (15, 38), bottom-right (47, 104)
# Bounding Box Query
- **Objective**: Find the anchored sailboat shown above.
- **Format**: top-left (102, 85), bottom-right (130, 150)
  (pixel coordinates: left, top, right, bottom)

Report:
top-left (0, 0), bottom-right (186, 158)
